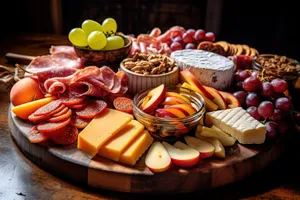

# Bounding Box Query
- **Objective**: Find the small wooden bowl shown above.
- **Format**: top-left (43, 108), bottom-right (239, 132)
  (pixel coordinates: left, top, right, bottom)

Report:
top-left (74, 35), bottom-right (132, 71)
top-left (119, 61), bottom-right (180, 95)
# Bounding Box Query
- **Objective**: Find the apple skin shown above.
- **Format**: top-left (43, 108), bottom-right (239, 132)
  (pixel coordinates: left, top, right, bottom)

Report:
top-left (184, 136), bottom-right (215, 159)
top-left (196, 135), bottom-right (225, 158)
top-left (169, 104), bottom-right (197, 116)
top-left (203, 86), bottom-right (227, 110)
top-left (155, 107), bottom-right (187, 118)
top-left (165, 92), bottom-right (191, 104)
top-left (140, 84), bottom-right (166, 114)
top-left (219, 91), bottom-right (240, 109)
top-left (180, 70), bottom-right (214, 100)
top-left (170, 121), bottom-right (189, 134)
top-left (161, 96), bottom-right (189, 106)
top-left (162, 141), bottom-right (200, 168)
top-left (145, 141), bottom-right (172, 173)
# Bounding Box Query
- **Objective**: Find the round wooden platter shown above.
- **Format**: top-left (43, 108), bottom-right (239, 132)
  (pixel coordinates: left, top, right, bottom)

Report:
top-left (8, 105), bottom-right (289, 193)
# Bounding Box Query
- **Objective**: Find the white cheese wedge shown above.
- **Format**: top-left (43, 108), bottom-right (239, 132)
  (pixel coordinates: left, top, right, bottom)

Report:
top-left (206, 107), bottom-right (266, 144)
top-left (171, 49), bottom-right (234, 90)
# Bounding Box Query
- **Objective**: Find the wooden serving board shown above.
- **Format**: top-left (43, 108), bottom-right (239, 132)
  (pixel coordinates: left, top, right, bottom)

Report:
top-left (8, 105), bottom-right (289, 193)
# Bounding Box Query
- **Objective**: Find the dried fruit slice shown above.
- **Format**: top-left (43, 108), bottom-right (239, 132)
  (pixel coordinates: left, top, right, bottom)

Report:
top-left (70, 115), bottom-right (91, 129)
top-left (37, 118), bottom-right (71, 133)
top-left (52, 106), bottom-right (69, 117)
top-left (75, 100), bottom-right (107, 119)
top-left (60, 92), bottom-right (86, 106)
top-left (27, 126), bottom-right (48, 143)
top-left (48, 109), bottom-right (72, 122)
top-left (33, 99), bottom-right (62, 116)
top-left (50, 125), bottom-right (78, 145)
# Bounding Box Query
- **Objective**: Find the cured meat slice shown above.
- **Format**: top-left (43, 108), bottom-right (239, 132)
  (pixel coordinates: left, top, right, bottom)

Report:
top-left (60, 92), bottom-right (86, 106)
top-left (50, 45), bottom-right (77, 57)
top-left (52, 106), bottom-right (69, 117)
top-left (50, 125), bottom-right (78, 145)
top-left (149, 27), bottom-right (161, 37)
top-left (28, 112), bottom-right (50, 123)
top-left (70, 66), bottom-right (101, 83)
top-left (116, 71), bottom-right (129, 94)
top-left (69, 81), bottom-right (108, 97)
top-left (67, 101), bottom-right (87, 109)
top-left (70, 115), bottom-right (91, 129)
top-left (44, 75), bottom-right (73, 94)
top-left (75, 100), bottom-right (107, 119)
top-left (27, 126), bottom-right (48, 143)
top-left (49, 104), bottom-right (66, 116)
top-left (33, 99), bottom-right (62, 116)
top-left (99, 66), bottom-right (116, 90)
top-left (51, 52), bottom-right (83, 69)
top-left (48, 109), bottom-right (72, 122)
top-left (37, 118), bottom-right (71, 133)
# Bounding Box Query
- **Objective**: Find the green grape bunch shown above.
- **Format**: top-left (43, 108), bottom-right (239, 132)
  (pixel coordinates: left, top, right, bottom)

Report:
top-left (68, 18), bottom-right (125, 51)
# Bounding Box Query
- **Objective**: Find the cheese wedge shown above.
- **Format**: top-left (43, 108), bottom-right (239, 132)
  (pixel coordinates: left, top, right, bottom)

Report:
top-left (77, 109), bottom-right (133, 157)
top-left (206, 107), bottom-right (266, 144)
top-left (98, 120), bottom-right (144, 161)
top-left (119, 130), bottom-right (153, 166)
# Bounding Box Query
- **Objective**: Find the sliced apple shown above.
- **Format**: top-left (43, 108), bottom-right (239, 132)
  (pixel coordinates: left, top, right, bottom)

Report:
top-left (196, 125), bottom-right (236, 146)
top-left (140, 84), bottom-right (166, 114)
top-left (180, 70), bottom-right (214, 100)
top-left (184, 136), bottom-right (215, 159)
top-left (169, 121), bottom-right (189, 134)
top-left (203, 86), bottom-right (227, 110)
top-left (195, 135), bottom-right (225, 158)
top-left (145, 141), bottom-right (172, 173)
top-left (219, 91), bottom-right (240, 109)
top-left (165, 92), bottom-right (191, 104)
top-left (160, 96), bottom-right (189, 106)
top-left (155, 107), bottom-right (187, 118)
top-left (162, 141), bottom-right (199, 167)
top-left (169, 104), bottom-right (197, 116)
top-left (182, 82), bottom-right (218, 111)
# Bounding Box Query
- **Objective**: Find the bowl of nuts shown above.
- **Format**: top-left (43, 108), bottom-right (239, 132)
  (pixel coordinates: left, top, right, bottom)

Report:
top-left (119, 53), bottom-right (179, 95)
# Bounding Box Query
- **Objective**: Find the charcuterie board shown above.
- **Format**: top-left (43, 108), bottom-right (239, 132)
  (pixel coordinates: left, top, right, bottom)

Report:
top-left (9, 105), bottom-right (289, 193)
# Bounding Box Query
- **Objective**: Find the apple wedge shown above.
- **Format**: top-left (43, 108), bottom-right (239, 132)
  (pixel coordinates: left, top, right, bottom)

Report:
top-left (169, 104), bottom-right (197, 116)
top-left (180, 70), bottom-right (214, 100)
top-left (162, 141), bottom-right (200, 167)
top-left (140, 84), bottom-right (166, 114)
top-left (196, 125), bottom-right (236, 146)
top-left (203, 86), bottom-right (227, 110)
top-left (219, 91), bottom-right (240, 109)
top-left (195, 135), bottom-right (225, 158)
top-left (184, 136), bottom-right (215, 159)
top-left (155, 107), bottom-right (187, 118)
top-left (182, 82), bottom-right (218, 111)
top-left (160, 96), bottom-right (189, 106)
top-left (166, 92), bottom-right (191, 104)
top-left (145, 141), bottom-right (172, 173)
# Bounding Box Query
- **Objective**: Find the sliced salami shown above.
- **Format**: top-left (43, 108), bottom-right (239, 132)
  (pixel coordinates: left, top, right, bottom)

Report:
top-left (51, 52), bottom-right (83, 69)
top-left (116, 71), bottom-right (129, 94)
top-left (60, 92), bottom-right (86, 106)
top-left (44, 75), bottom-right (73, 94)
top-left (49, 125), bottom-right (78, 145)
top-left (75, 100), bottom-right (107, 119)
top-left (69, 81), bottom-right (108, 97)
top-left (70, 115), bottom-right (91, 129)
top-left (99, 66), bottom-right (116, 90)
top-left (52, 106), bottom-right (69, 117)
top-left (67, 101), bottom-right (87, 109)
top-left (50, 45), bottom-right (77, 57)
top-left (48, 109), bottom-right (72, 122)
top-left (27, 126), bottom-right (48, 143)
top-left (70, 66), bottom-right (101, 83)
top-left (33, 99), bottom-right (62, 116)
top-left (28, 112), bottom-right (50, 123)
top-left (37, 118), bottom-right (71, 133)
top-left (49, 104), bottom-right (66, 116)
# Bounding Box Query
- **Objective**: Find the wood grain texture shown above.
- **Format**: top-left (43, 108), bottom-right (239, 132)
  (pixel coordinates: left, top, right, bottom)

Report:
top-left (8, 105), bottom-right (288, 193)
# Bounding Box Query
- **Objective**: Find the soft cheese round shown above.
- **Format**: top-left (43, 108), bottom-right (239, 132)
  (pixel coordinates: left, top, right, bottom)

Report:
top-left (171, 49), bottom-right (234, 90)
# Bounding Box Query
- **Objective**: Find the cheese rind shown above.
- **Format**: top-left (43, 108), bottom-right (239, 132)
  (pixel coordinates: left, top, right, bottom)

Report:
top-left (119, 130), bottom-right (153, 166)
top-left (77, 109), bottom-right (133, 157)
top-left (98, 120), bottom-right (144, 161)
top-left (206, 107), bottom-right (266, 144)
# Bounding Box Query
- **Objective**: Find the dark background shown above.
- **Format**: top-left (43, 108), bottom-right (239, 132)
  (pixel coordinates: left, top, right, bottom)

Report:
top-left (1, 0), bottom-right (299, 61)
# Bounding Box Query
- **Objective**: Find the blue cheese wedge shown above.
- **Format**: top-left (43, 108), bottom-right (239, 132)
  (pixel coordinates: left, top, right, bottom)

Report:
top-left (171, 49), bottom-right (234, 90)
top-left (206, 107), bottom-right (266, 144)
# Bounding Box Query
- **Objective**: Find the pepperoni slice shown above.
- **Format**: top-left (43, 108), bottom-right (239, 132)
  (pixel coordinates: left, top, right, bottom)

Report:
top-left (70, 115), bottom-right (91, 129)
top-left (27, 126), bottom-right (48, 143)
top-left (48, 109), bottom-right (72, 122)
top-left (52, 106), bottom-right (69, 117)
top-left (113, 97), bottom-right (133, 114)
top-left (76, 100), bottom-right (107, 119)
top-left (60, 92), bottom-right (86, 106)
top-left (49, 104), bottom-right (66, 115)
top-left (50, 125), bottom-right (78, 145)
top-left (28, 112), bottom-right (50, 123)
top-left (33, 99), bottom-right (62, 116)
top-left (37, 118), bottom-right (71, 133)
top-left (67, 101), bottom-right (87, 109)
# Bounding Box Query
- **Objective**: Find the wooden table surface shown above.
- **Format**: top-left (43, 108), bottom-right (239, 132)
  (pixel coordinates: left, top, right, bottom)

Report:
top-left (1, 33), bottom-right (300, 200)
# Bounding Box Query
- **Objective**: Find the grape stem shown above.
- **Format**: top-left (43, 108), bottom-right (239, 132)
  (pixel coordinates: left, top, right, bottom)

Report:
top-left (15, 64), bottom-right (33, 74)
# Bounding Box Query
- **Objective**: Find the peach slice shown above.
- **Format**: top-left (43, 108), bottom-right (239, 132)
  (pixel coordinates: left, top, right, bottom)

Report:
top-left (180, 70), bottom-right (214, 100)
top-left (169, 104), bottom-right (197, 116)
top-left (160, 96), bottom-right (189, 106)
top-left (184, 136), bottom-right (215, 159)
top-left (162, 141), bottom-right (199, 168)
top-left (219, 91), bottom-right (240, 108)
top-left (140, 84), bottom-right (166, 114)
top-left (203, 86), bottom-right (227, 110)
top-left (145, 141), bottom-right (172, 173)
top-left (165, 92), bottom-right (191, 104)
top-left (155, 107), bottom-right (187, 118)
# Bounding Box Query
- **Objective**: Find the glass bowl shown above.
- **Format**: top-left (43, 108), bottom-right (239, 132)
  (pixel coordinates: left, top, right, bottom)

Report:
top-left (133, 86), bottom-right (205, 142)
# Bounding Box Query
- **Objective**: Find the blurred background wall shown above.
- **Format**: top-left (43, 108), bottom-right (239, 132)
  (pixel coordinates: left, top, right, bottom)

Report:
top-left (1, 0), bottom-right (299, 61)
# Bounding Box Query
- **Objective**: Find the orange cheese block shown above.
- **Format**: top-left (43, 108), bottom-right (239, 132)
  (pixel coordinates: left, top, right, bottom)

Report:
top-left (77, 109), bottom-right (133, 158)
top-left (119, 130), bottom-right (153, 166)
top-left (98, 120), bottom-right (144, 161)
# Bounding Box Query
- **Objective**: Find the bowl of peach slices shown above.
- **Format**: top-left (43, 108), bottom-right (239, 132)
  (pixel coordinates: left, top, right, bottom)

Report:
top-left (133, 84), bottom-right (205, 142)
